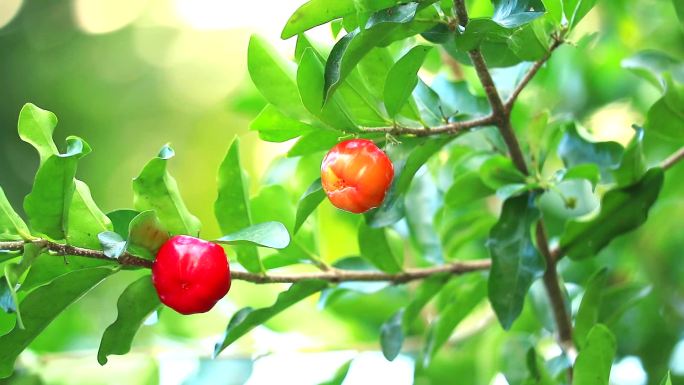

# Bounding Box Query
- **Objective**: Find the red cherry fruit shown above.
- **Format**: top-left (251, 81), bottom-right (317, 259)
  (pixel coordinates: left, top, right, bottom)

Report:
top-left (152, 235), bottom-right (231, 315)
top-left (321, 139), bottom-right (394, 214)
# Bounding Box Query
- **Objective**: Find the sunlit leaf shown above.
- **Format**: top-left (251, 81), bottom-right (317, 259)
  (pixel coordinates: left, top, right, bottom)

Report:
top-left (358, 222), bottom-right (402, 273)
top-left (574, 268), bottom-right (607, 349)
top-left (492, 0), bottom-right (546, 28)
top-left (217, 221), bottom-right (290, 249)
top-left (294, 179), bottom-right (326, 234)
top-left (646, 75), bottom-right (684, 143)
top-left (0, 187), bottom-right (31, 241)
top-left (17, 103), bottom-right (59, 165)
top-left (215, 137), bottom-right (262, 273)
top-left (572, 324), bottom-right (616, 385)
top-left (384, 45), bottom-right (432, 117)
top-left (621, 50), bottom-right (684, 91)
top-left (132, 145), bottom-right (201, 237)
top-left (67, 180), bottom-right (113, 249)
top-left (126, 211), bottom-right (169, 260)
top-left (250, 105), bottom-right (318, 143)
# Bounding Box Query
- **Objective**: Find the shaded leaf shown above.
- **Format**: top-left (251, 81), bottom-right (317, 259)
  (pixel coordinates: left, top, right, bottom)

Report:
top-left (492, 0), bottom-right (546, 28)
top-left (358, 222), bottom-right (402, 273)
top-left (132, 145), bottom-right (201, 236)
top-left (0, 267), bottom-right (113, 378)
top-left (558, 124), bottom-right (623, 182)
top-left (97, 275), bottom-right (161, 365)
top-left (66, 180), bottom-right (113, 249)
top-left (380, 309), bottom-right (404, 361)
top-left (384, 45), bottom-right (433, 117)
top-left (621, 50), bottom-right (684, 91)
top-left (561, 168), bottom-right (664, 260)
top-left (127, 211), bottom-right (169, 260)
top-left (563, 164), bottom-right (600, 188)
top-left (287, 130), bottom-right (342, 158)
top-left (217, 221), bottom-right (290, 249)
top-left (612, 126), bottom-right (646, 186)
top-left (479, 155), bottom-right (527, 189)
top-left (98, 231), bottom-right (127, 259)
top-left (215, 137), bottom-right (262, 273)
top-left (487, 194), bottom-right (544, 330)
top-left (107, 209), bottom-right (139, 238)
top-left (294, 179), bottom-right (326, 234)
top-left (574, 268), bottom-right (608, 349)
top-left (214, 280), bottom-right (327, 356)
top-left (646, 76), bottom-right (684, 143)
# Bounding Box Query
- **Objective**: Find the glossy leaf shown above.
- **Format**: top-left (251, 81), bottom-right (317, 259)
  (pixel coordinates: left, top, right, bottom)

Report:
top-left (561, 168), bottom-right (664, 260)
top-left (563, 164), bottom-right (601, 188)
top-left (287, 130), bottom-right (341, 157)
top-left (19, 253), bottom-right (112, 294)
top-left (98, 231), bottom-right (127, 259)
top-left (67, 180), bottom-right (113, 249)
top-left (132, 145), bottom-right (201, 236)
top-left (0, 187), bottom-right (31, 241)
top-left (660, 372), bottom-right (673, 385)
top-left (621, 50), bottom-right (684, 91)
top-left (445, 171), bottom-right (494, 208)
top-left (324, 3), bottom-right (420, 99)
top-left (107, 209), bottom-right (139, 238)
top-left (250, 105), bottom-right (318, 143)
top-left (575, 268), bottom-right (607, 349)
top-left (612, 126), bottom-right (646, 186)
top-left (358, 222), bottom-right (402, 273)
top-left (492, 0), bottom-right (546, 28)
top-left (217, 221), bottom-right (290, 249)
top-left (384, 45), bottom-right (432, 117)
top-left (487, 194), bottom-right (544, 330)
top-left (572, 324), bottom-right (616, 385)
top-left (380, 310), bottom-right (404, 361)
top-left (17, 103), bottom-right (59, 164)
top-left (215, 137), bottom-right (262, 273)
top-left (0, 267), bottom-right (113, 378)
top-left (564, 0), bottom-right (597, 29)
top-left (24, 136), bottom-right (91, 240)
top-left (558, 124), bottom-right (623, 182)
top-left (294, 179), bottom-right (326, 234)
top-left (248, 35), bottom-right (309, 119)
top-left (97, 275), bottom-right (161, 365)
top-left (214, 280), bottom-right (327, 356)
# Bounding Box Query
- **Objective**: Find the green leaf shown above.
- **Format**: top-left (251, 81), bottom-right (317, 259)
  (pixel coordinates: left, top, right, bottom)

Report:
top-left (358, 222), bottom-right (402, 273)
top-left (250, 105), bottom-right (318, 143)
top-left (492, 0), bottom-right (546, 28)
top-left (557, 124), bottom-right (623, 182)
top-left (0, 187), bottom-right (31, 241)
top-left (213, 280), bottom-right (327, 356)
top-left (324, 3), bottom-right (420, 99)
top-left (445, 171), bottom-right (494, 208)
top-left (384, 45), bottom-right (432, 117)
top-left (621, 50), bottom-right (684, 91)
top-left (3, 264), bottom-right (24, 329)
top-left (132, 145), bottom-right (201, 237)
top-left (424, 274), bottom-right (487, 364)
top-left (524, 348), bottom-right (556, 385)
top-left (24, 136), bottom-right (91, 240)
top-left (381, 274), bottom-right (448, 361)
top-left (19, 253), bottom-right (112, 293)
top-left (98, 231), bottom-right (127, 259)
top-left (248, 35), bottom-right (310, 119)
top-left (215, 137), bottom-right (262, 273)
top-left (675, 0), bottom-right (684, 25)
top-left (479, 155), bottom-right (527, 189)
top-left (294, 179), bottom-right (326, 234)
top-left (561, 168), bottom-right (664, 260)
top-left (380, 309), bottom-right (404, 361)
top-left (542, 0), bottom-right (563, 24)
top-left (563, 164), bottom-right (601, 188)
top-left (281, 0), bottom-right (357, 39)
top-left (646, 75), bottom-right (684, 143)
top-left (66, 180), bottom-right (113, 249)
top-left (317, 360), bottom-right (353, 385)
top-left (574, 268), bottom-right (607, 349)
top-left (107, 209), bottom-right (139, 238)
top-left (487, 194), bottom-right (544, 330)
top-left (97, 275), bottom-right (161, 365)
top-left (0, 267), bottom-right (113, 378)
top-left (660, 372), bottom-right (672, 385)
top-left (217, 222), bottom-right (290, 249)
top-left (539, 179), bottom-right (598, 219)
top-left (126, 210), bottom-right (169, 260)
top-left (572, 324), bottom-right (616, 385)
top-left (509, 21), bottom-right (550, 61)
top-left (287, 130), bottom-right (342, 158)
top-left (366, 137), bottom-right (451, 227)
top-left (297, 48), bottom-right (357, 131)
top-left (17, 103), bottom-right (59, 165)
top-left (612, 126), bottom-right (646, 186)
top-left (563, 0), bottom-right (597, 29)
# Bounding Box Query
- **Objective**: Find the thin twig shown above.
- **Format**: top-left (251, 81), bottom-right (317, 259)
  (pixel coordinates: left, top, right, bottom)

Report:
top-left (0, 239), bottom-right (491, 284)
top-left (661, 146), bottom-right (684, 171)
top-left (359, 114), bottom-right (495, 136)
top-left (504, 37), bottom-right (564, 113)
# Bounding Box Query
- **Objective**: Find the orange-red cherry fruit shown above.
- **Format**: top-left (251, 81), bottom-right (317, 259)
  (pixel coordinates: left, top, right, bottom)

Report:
top-left (152, 235), bottom-right (231, 315)
top-left (320, 139), bottom-right (394, 214)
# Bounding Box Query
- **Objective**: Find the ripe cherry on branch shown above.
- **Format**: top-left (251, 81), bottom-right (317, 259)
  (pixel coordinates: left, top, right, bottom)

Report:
top-left (320, 139), bottom-right (394, 214)
top-left (152, 235), bottom-right (231, 315)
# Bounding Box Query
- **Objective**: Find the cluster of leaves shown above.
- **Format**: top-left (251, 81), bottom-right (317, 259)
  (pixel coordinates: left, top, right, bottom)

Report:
top-left (0, 104), bottom-right (292, 377)
top-left (0, 0), bottom-right (683, 383)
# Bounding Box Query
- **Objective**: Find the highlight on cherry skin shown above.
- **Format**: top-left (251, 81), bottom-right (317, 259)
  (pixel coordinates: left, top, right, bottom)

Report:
top-left (320, 139), bottom-right (395, 214)
top-left (151, 235), bottom-right (232, 315)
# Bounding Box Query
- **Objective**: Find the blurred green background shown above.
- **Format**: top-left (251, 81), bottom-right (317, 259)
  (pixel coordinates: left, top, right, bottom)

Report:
top-left (0, 0), bottom-right (683, 384)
